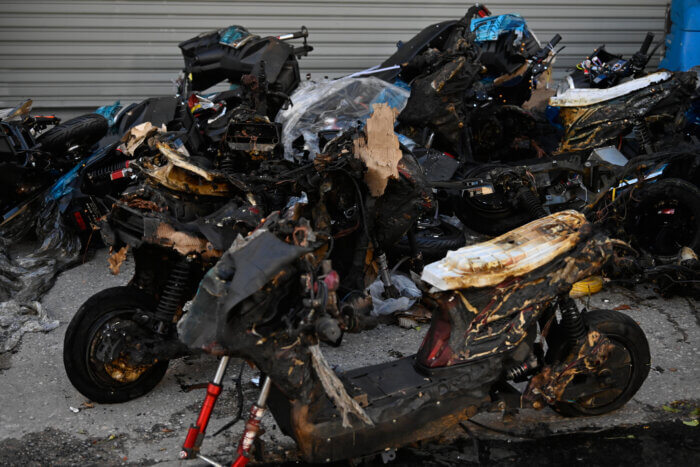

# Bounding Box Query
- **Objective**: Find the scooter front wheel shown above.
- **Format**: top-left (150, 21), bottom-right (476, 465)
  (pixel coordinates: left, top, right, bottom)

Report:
top-left (63, 286), bottom-right (169, 403)
top-left (546, 309), bottom-right (650, 417)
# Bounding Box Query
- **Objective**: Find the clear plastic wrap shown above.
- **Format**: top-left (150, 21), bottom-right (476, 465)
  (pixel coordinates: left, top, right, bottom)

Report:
top-left (276, 77), bottom-right (410, 160)
top-left (367, 273), bottom-right (422, 317)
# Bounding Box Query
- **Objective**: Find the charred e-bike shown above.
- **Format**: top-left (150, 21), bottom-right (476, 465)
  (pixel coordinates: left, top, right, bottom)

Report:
top-left (176, 210), bottom-right (650, 465)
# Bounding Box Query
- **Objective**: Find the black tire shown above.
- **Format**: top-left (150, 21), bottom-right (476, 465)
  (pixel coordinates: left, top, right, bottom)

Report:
top-left (63, 286), bottom-right (169, 403)
top-left (37, 113), bottom-right (108, 153)
top-left (546, 309), bottom-right (650, 417)
top-left (392, 220), bottom-right (465, 261)
top-left (626, 178), bottom-right (700, 260)
top-left (452, 165), bottom-right (531, 236)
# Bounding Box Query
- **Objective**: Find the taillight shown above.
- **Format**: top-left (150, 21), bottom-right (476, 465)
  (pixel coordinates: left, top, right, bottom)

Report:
top-left (417, 310), bottom-right (453, 368)
top-left (72, 211), bottom-right (87, 231)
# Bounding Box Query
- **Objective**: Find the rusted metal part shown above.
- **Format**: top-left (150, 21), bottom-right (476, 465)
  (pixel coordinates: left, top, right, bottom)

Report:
top-left (131, 140), bottom-right (237, 197)
top-left (422, 210), bottom-right (587, 290)
top-left (522, 329), bottom-right (615, 407)
top-left (224, 109), bottom-right (281, 157)
top-left (140, 162), bottom-right (233, 197)
top-left (395, 302), bottom-right (432, 325)
top-left (108, 245), bottom-right (129, 275)
top-left (144, 223), bottom-right (222, 259)
top-left (125, 198), bottom-right (162, 212)
top-left (103, 356), bottom-right (151, 383)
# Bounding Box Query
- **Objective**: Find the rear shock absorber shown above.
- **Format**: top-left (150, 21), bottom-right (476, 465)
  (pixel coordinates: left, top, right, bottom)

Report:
top-left (85, 160), bottom-right (132, 184)
top-left (219, 157), bottom-right (236, 176)
top-left (153, 257), bottom-right (192, 334)
top-left (633, 118), bottom-right (655, 154)
top-left (506, 354), bottom-right (539, 382)
top-left (558, 297), bottom-right (587, 341)
top-left (515, 186), bottom-right (547, 219)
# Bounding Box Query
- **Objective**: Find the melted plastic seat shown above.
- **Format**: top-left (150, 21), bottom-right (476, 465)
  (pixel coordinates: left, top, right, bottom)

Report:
top-left (421, 210), bottom-right (587, 290)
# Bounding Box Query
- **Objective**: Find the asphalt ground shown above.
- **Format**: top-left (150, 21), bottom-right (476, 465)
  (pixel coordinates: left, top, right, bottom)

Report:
top-left (0, 247), bottom-right (698, 466)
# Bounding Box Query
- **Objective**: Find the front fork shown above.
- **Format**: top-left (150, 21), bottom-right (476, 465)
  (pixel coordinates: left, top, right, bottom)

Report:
top-left (179, 356), bottom-right (272, 467)
top-left (232, 377), bottom-right (272, 467)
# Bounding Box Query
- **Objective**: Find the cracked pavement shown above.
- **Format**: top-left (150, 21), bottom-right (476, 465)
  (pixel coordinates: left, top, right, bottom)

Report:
top-left (0, 247), bottom-right (698, 465)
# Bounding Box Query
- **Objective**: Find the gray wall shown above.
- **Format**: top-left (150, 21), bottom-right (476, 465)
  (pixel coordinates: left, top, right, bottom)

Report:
top-left (0, 0), bottom-right (668, 114)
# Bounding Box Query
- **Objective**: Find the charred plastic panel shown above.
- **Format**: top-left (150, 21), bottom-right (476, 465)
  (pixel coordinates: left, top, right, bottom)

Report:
top-left (268, 355), bottom-right (497, 463)
top-left (398, 48), bottom-right (482, 158)
top-left (553, 71), bottom-right (697, 153)
top-left (417, 227), bottom-right (613, 369)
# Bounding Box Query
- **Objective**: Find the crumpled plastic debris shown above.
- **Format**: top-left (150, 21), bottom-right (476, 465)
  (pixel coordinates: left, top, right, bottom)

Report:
top-left (0, 202), bottom-right (80, 305)
top-left (120, 121), bottom-right (165, 156)
top-left (0, 300), bottom-right (59, 353)
top-left (277, 77), bottom-right (409, 160)
top-left (366, 273), bottom-right (421, 317)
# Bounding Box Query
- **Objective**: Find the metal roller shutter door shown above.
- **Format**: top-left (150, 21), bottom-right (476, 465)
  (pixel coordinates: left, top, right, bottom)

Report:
top-left (0, 0), bottom-right (668, 113)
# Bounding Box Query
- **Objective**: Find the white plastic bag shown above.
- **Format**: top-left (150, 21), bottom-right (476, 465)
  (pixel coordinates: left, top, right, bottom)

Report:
top-left (367, 273), bottom-right (421, 317)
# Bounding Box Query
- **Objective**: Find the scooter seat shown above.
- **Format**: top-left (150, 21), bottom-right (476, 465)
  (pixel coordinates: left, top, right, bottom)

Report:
top-left (549, 71), bottom-right (672, 107)
top-left (421, 210), bottom-right (587, 290)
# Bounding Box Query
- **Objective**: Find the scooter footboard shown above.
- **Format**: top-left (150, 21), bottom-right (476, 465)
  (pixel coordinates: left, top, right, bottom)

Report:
top-left (267, 355), bottom-right (501, 463)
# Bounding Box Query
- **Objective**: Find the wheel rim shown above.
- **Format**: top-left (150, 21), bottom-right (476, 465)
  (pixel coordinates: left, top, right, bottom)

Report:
top-left (415, 218), bottom-right (459, 240)
top-left (464, 166), bottom-right (515, 214)
top-left (85, 309), bottom-right (155, 389)
top-left (561, 336), bottom-right (635, 411)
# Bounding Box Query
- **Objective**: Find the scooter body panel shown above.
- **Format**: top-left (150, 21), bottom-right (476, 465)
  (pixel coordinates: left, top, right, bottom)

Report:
top-left (267, 355), bottom-right (499, 463)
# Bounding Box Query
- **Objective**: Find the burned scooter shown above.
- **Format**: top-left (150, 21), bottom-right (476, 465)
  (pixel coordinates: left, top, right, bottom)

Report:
top-left (176, 209), bottom-right (650, 465)
top-left (63, 102), bottom-right (433, 403)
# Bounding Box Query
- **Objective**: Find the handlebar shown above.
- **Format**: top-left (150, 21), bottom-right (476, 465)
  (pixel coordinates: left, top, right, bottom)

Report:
top-left (639, 32), bottom-right (654, 55)
top-left (549, 34), bottom-right (562, 49)
top-left (528, 33), bottom-right (562, 76)
top-left (536, 34), bottom-right (562, 62)
top-left (277, 26), bottom-right (308, 41)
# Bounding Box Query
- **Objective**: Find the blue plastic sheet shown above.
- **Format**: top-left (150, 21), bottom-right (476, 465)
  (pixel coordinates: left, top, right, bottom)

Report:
top-left (95, 101), bottom-right (122, 127)
top-left (219, 26), bottom-right (251, 47)
top-left (470, 14), bottom-right (527, 43)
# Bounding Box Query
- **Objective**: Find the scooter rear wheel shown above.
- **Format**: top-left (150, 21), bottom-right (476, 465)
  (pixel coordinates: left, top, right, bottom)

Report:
top-left (37, 113), bottom-right (108, 153)
top-left (626, 178), bottom-right (700, 260)
top-left (391, 218), bottom-right (466, 261)
top-left (63, 286), bottom-right (169, 403)
top-left (546, 309), bottom-right (650, 417)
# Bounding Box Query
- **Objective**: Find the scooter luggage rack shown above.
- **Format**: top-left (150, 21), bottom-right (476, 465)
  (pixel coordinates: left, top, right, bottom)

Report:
top-left (180, 356), bottom-right (272, 467)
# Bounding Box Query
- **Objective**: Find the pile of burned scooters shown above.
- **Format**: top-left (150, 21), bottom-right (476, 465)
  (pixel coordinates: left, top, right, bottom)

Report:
top-left (2, 4), bottom-right (700, 465)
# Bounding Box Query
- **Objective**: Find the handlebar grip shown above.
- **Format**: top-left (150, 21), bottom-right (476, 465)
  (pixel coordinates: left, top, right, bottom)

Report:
top-left (639, 32), bottom-right (654, 55)
top-left (548, 34), bottom-right (562, 49)
top-left (278, 26), bottom-right (309, 41)
top-left (546, 34), bottom-right (561, 50)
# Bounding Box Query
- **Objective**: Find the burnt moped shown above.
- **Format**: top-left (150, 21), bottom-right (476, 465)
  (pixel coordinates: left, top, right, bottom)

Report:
top-left (176, 210), bottom-right (650, 465)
